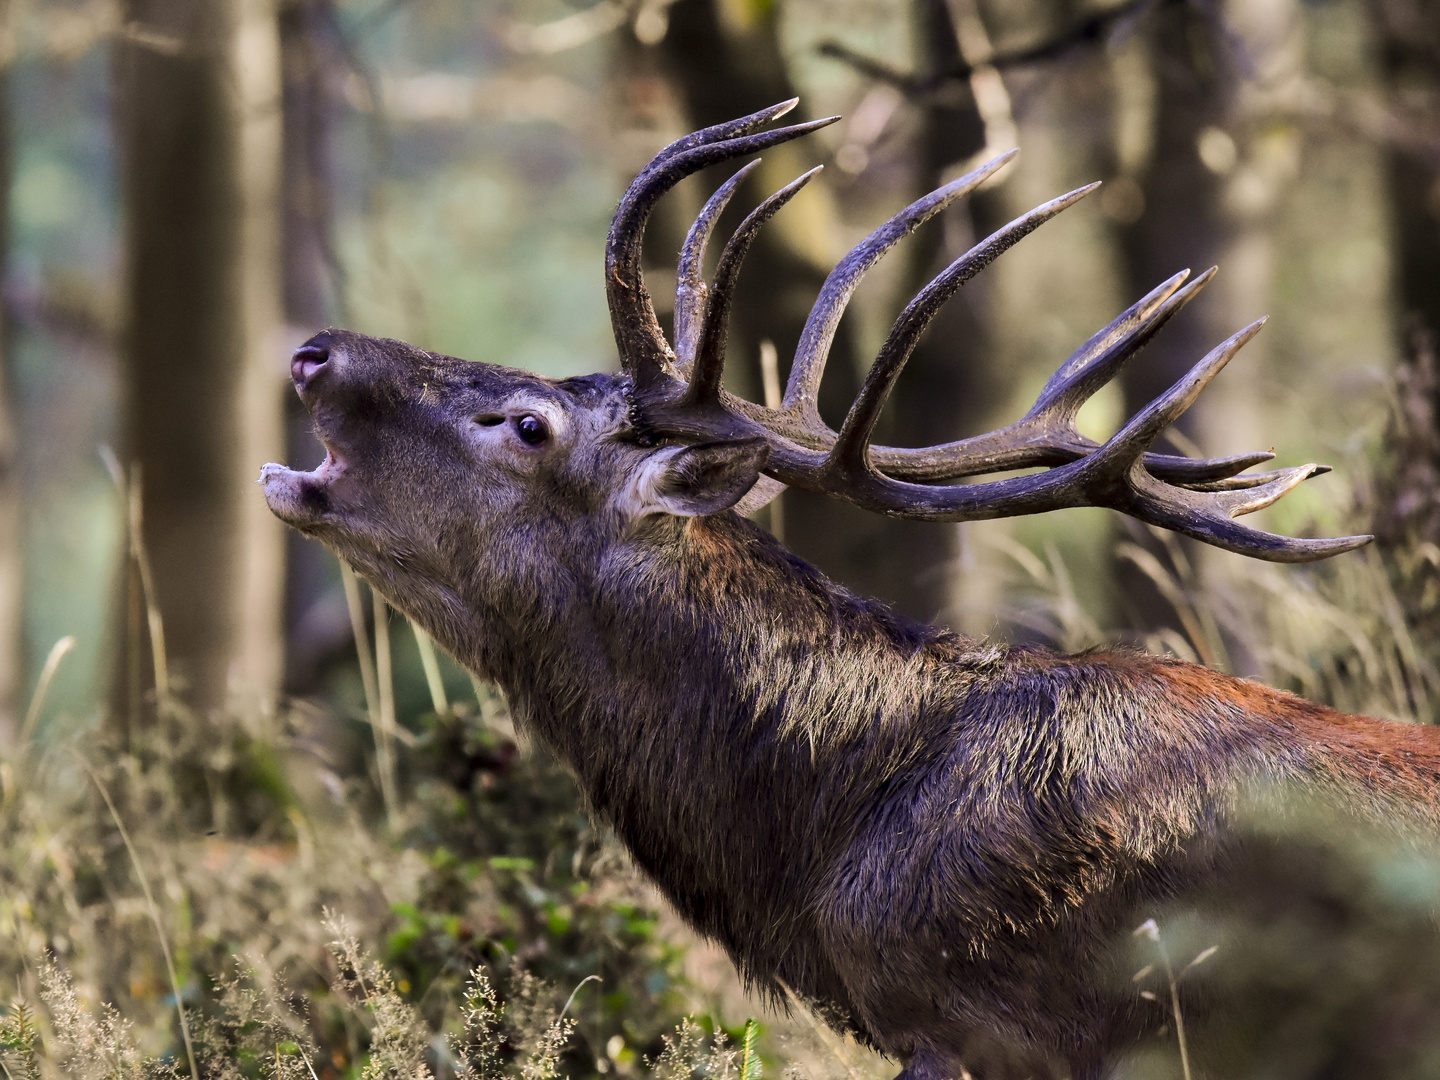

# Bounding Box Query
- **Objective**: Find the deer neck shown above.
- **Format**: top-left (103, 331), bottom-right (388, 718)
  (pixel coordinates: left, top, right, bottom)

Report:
top-left (464, 510), bottom-right (965, 966)
top-left (506, 510), bottom-right (952, 764)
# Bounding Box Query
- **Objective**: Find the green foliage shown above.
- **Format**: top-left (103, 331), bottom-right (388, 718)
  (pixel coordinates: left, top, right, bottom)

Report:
top-left (0, 660), bottom-right (700, 1078)
top-left (645, 1017), bottom-right (763, 1080)
top-left (0, 998), bottom-right (43, 1080)
top-left (737, 1021), bottom-right (760, 1080)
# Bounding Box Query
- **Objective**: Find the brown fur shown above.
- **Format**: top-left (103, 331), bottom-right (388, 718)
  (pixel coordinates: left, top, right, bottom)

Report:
top-left (263, 329), bottom-right (1440, 1080)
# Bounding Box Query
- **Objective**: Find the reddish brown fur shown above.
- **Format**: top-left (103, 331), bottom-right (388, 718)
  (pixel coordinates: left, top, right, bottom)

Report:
top-left (1153, 663), bottom-right (1440, 816)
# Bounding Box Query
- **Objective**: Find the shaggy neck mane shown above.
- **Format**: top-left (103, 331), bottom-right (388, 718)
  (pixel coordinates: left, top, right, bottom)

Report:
top-left (478, 511), bottom-right (971, 986)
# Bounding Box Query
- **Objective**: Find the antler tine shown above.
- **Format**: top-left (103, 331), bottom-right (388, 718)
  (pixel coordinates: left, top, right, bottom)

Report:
top-left (1011, 265), bottom-right (1268, 483)
top-left (1066, 319), bottom-right (1372, 560)
top-left (607, 107), bottom-right (840, 391)
top-left (782, 149), bottom-right (1018, 419)
top-left (742, 318), bottom-right (1367, 561)
top-left (1019, 264), bottom-right (1274, 486)
top-left (1026, 268), bottom-right (1207, 420)
top-left (1186, 464), bottom-right (1330, 492)
top-left (686, 167), bottom-right (825, 406)
top-left (675, 160), bottom-right (761, 367)
top-left (1087, 318), bottom-right (1268, 470)
top-left (1116, 463), bottom-right (1370, 561)
top-left (826, 183), bottom-right (1099, 477)
top-left (860, 266), bottom-right (1269, 485)
top-left (651, 98), bottom-right (800, 169)
top-left (1142, 451), bottom-right (1276, 485)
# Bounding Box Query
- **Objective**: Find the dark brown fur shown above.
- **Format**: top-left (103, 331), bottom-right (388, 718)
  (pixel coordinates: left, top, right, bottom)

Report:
top-left (263, 329), bottom-right (1440, 1080)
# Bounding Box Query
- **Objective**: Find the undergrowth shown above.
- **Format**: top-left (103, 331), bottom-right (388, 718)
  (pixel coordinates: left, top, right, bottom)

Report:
top-left (7, 351), bottom-right (1440, 1078)
top-left (0, 474), bottom-right (881, 1080)
top-left (0, 603), bottom-right (733, 1078)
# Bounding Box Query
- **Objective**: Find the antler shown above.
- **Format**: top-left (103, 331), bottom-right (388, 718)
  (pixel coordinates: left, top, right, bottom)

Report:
top-left (606, 103), bottom-right (1371, 563)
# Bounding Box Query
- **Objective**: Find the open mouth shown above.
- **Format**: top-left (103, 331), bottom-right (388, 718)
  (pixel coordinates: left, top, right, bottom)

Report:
top-left (260, 445), bottom-right (346, 524)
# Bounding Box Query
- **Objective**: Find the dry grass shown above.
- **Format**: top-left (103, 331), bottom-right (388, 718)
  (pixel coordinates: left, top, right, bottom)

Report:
top-left (0, 548), bottom-right (872, 1080)
top-left (0, 622), bottom-right (703, 1078)
top-left (7, 394), bottom-right (1440, 1077)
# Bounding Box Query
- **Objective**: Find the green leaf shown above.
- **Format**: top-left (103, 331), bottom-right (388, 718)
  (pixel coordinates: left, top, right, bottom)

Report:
top-left (739, 1019), bottom-right (761, 1080)
top-left (488, 855), bottom-right (536, 872)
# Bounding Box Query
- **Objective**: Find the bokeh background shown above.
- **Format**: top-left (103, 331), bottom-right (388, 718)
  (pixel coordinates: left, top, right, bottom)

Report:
top-left (11, 0), bottom-right (1428, 725)
top-left (3, 0), bottom-right (1440, 1076)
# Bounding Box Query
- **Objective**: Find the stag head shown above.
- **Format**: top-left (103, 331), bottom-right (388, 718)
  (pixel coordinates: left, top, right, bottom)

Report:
top-left (262, 100), bottom-right (1367, 650)
top-left (260, 329), bottom-right (772, 674)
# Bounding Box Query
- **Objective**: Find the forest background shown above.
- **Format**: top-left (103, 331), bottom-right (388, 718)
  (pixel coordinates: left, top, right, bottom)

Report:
top-left (3, 0), bottom-right (1440, 1076)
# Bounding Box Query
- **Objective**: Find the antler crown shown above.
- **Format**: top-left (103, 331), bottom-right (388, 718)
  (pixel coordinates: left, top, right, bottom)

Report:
top-left (605, 100), bottom-right (1370, 563)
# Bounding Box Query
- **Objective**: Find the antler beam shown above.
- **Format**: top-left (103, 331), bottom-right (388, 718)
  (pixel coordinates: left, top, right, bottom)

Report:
top-left (604, 103), bottom-right (1371, 562)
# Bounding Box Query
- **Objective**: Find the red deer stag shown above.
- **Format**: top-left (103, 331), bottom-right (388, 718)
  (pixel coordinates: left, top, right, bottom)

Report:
top-left (262, 102), bottom-right (1432, 1080)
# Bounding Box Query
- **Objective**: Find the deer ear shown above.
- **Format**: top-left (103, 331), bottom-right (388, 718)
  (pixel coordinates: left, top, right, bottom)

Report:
top-left (622, 439), bottom-right (771, 518)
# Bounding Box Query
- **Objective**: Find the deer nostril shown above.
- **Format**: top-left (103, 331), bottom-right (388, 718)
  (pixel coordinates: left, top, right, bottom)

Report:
top-left (291, 343), bottom-right (329, 390)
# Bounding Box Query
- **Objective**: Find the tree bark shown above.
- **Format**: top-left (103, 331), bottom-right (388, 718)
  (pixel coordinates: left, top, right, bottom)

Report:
top-left (278, 0), bottom-right (347, 691)
top-left (1377, 1), bottom-right (1440, 351)
top-left (114, 0), bottom-right (286, 716)
top-left (645, 0), bottom-right (996, 623)
top-left (0, 6), bottom-right (16, 744)
top-left (1108, 3), bottom-right (1234, 637)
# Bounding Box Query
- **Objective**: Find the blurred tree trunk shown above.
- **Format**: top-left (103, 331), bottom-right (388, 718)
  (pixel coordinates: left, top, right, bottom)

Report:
top-left (1109, 3), bottom-right (1233, 639)
top-left (0, 9), bottom-right (16, 745)
top-left (279, 0), bottom-right (345, 690)
top-left (1377, 2), bottom-right (1440, 369)
top-left (896, 0), bottom-right (1000, 629)
top-left (1113, 0), bottom-right (1320, 666)
top-left (1114, 6), bottom-right (1229, 429)
top-left (641, 0), bottom-right (993, 623)
top-left (1372, 0), bottom-right (1440, 651)
top-left (113, 0), bottom-right (286, 718)
top-left (279, 0), bottom-right (336, 333)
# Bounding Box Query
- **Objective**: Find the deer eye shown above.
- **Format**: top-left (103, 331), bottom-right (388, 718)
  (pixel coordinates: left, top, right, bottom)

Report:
top-left (515, 414), bottom-right (548, 445)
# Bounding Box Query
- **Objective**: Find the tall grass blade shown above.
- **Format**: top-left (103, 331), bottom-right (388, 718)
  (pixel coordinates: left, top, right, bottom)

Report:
top-left (126, 466), bottom-right (170, 710)
top-left (410, 618), bottom-right (449, 714)
top-left (1134, 919), bottom-right (1195, 1080)
top-left (777, 978), bottom-right (863, 1080)
top-left (559, 974), bottom-right (600, 1018)
top-left (339, 562), bottom-right (381, 722)
top-left (373, 589), bottom-right (399, 827)
top-left (73, 750), bottom-right (198, 1080)
top-left (19, 637), bottom-right (74, 749)
top-left (758, 340), bottom-right (785, 544)
top-left (104, 454), bottom-right (170, 722)
top-left (1117, 541), bottom-right (1225, 670)
top-left (339, 563), bottom-right (397, 824)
